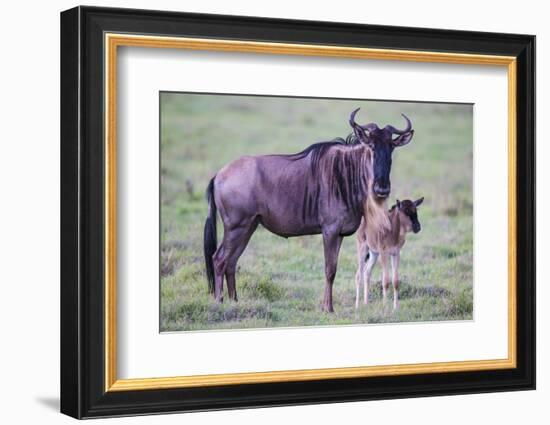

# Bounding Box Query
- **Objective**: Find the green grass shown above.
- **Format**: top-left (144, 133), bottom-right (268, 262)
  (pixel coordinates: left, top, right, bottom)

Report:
top-left (160, 93), bottom-right (473, 332)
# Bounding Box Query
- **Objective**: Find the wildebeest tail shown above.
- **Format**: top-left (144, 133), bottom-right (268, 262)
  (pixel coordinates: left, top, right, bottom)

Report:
top-left (203, 177), bottom-right (217, 294)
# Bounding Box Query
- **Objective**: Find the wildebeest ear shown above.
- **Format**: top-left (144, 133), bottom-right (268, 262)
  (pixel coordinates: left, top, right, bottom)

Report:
top-left (396, 199), bottom-right (401, 209)
top-left (414, 197), bottom-right (424, 207)
top-left (351, 122), bottom-right (372, 146)
top-left (353, 126), bottom-right (370, 145)
top-left (349, 108), bottom-right (372, 146)
top-left (392, 130), bottom-right (414, 147)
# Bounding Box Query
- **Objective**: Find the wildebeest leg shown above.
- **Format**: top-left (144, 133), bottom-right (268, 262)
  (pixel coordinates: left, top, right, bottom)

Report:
top-left (391, 253), bottom-right (400, 310)
top-left (213, 228), bottom-right (246, 303)
top-left (224, 265), bottom-right (237, 302)
top-left (224, 219), bottom-right (259, 301)
top-left (212, 245), bottom-right (225, 303)
top-left (322, 230), bottom-right (343, 313)
top-left (364, 251), bottom-right (378, 305)
top-left (355, 239), bottom-right (368, 309)
top-left (380, 253), bottom-right (390, 303)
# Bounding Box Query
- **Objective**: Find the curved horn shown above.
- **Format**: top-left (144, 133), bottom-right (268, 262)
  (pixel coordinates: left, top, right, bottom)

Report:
top-left (386, 113), bottom-right (412, 135)
top-left (350, 108), bottom-right (378, 134)
top-left (349, 108), bottom-right (361, 129)
top-left (349, 108), bottom-right (369, 139)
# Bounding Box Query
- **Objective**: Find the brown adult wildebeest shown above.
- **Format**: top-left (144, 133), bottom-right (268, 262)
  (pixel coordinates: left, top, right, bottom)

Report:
top-left (203, 109), bottom-right (414, 312)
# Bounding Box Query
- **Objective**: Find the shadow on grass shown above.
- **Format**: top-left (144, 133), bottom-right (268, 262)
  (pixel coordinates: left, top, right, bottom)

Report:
top-left (365, 280), bottom-right (451, 300)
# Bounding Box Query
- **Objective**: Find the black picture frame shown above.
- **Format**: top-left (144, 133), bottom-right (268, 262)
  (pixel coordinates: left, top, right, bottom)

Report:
top-left (60, 5), bottom-right (535, 419)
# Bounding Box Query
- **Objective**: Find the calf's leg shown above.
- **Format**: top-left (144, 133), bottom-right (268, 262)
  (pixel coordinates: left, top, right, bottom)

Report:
top-left (364, 251), bottom-right (378, 305)
top-left (380, 253), bottom-right (390, 303)
top-left (355, 238), bottom-right (369, 309)
top-left (391, 253), bottom-right (400, 310)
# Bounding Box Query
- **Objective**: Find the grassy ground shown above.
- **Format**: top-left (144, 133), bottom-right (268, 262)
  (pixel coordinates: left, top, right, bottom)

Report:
top-left (160, 93), bottom-right (473, 332)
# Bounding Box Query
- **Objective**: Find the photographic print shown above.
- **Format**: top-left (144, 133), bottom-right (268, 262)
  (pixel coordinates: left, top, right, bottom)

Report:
top-left (160, 93), bottom-right (473, 332)
top-left (61, 8), bottom-right (535, 417)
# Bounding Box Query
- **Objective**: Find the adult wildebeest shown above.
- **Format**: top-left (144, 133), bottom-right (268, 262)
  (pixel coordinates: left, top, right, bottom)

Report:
top-left (203, 108), bottom-right (414, 312)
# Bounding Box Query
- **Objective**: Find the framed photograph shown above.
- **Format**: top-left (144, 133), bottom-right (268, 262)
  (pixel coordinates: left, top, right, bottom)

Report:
top-left (60, 6), bottom-right (535, 419)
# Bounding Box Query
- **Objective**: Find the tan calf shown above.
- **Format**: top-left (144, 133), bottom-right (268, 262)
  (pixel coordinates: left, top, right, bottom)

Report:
top-left (355, 198), bottom-right (424, 310)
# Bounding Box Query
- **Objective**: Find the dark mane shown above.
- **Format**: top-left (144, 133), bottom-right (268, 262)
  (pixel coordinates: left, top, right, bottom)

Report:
top-left (288, 133), bottom-right (367, 221)
top-left (288, 132), bottom-right (361, 170)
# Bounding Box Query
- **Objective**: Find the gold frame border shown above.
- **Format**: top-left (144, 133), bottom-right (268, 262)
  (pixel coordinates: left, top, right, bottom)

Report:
top-left (104, 33), bottom-right (518, 392)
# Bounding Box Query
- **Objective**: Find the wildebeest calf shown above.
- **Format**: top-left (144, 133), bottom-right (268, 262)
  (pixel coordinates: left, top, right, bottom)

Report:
top-left (355, 198), bottom-right (424, 310)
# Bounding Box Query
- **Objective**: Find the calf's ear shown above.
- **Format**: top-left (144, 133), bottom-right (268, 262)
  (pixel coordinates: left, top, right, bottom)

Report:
top-left (414, 197), bottom-right (424, 207)
top-left (392, 130), bottom-right (414, 147)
